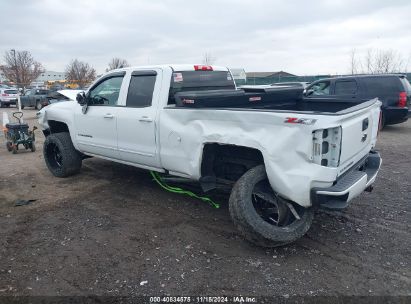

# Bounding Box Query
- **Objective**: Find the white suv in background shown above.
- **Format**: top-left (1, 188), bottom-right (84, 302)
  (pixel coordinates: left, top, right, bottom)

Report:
top-left (0, 88), bottom-right (19, 107)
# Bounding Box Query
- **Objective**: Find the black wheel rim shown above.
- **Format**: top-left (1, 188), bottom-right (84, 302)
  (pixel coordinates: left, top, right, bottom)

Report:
top-left (47, 142), bottom-right (63, 169)
top-left (252, 179), bottom-right (301, 227)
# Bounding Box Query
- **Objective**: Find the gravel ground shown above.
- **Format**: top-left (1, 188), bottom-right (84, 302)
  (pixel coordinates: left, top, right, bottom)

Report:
top-left (0, 106), bottom-right (409, 298)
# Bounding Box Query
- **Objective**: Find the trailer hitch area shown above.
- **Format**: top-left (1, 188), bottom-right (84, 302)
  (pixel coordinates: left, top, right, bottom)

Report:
top-left (365, 185), bottom-right (374, 193)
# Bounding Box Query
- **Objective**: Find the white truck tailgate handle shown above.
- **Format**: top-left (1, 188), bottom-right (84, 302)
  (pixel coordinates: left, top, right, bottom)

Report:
top-left (139, 116), bottom-right (153, 122)
top-left (104, 114), bottom-right (114, 119)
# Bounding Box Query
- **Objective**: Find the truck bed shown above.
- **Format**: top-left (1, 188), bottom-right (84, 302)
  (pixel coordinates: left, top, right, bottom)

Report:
top-left (173, 87), bottom-right (363, 114)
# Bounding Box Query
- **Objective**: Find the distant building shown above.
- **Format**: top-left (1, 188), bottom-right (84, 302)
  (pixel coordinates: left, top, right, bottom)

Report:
top-left (246, 71), bottom-right (297, 85)
top-left (246, 71), bottom-right (296, 78)
top-left (0, 70), bottom-right (66, 85)
top-left (36, 71), bottom-right (66, 82)
top-left (229, 68), bottom-right (247, 85)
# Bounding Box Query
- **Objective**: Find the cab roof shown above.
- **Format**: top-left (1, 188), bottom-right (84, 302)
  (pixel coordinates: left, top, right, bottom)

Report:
top-left (109, 64), bottom-right (229, 74)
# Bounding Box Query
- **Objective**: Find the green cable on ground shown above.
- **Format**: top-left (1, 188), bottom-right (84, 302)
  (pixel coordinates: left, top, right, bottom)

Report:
top-left (150, 171), bottom-right (220, 209)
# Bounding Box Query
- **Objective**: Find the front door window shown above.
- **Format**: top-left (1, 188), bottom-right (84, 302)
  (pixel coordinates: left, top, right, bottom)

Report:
top-left (311, 81), bottom-right (331, 96)
top-left (88, 76), bottom-right (124, 106)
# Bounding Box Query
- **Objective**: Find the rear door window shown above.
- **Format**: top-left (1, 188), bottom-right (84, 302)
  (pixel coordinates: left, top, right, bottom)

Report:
top-left (334, 80), bottom-right (358, 95)
top-left (35, 89), bottom-right (49, 95)
top-left (362, 77), bottom-right (401, 96)
top-left (126, 74), bottom-right (156, 107)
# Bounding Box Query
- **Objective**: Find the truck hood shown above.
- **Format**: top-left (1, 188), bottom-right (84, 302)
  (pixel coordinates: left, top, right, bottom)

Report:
top-left (37, 96), bottom-right (80, 131)
top-left (56, 89), bottom-right (84, 101)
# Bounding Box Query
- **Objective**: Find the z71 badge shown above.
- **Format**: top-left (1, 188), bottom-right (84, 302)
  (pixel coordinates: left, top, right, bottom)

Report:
top-left (284, 117), bottom-right (317, 125)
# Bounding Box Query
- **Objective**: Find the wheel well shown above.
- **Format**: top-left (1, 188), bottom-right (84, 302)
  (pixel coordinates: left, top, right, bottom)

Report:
top-left (201, 143), bottom-right (264, 182)
top-left (47, 120), bottom-right (69, 135)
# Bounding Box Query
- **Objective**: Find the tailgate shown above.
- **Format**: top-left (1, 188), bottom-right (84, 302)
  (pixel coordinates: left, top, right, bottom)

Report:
top-left (338, 99), bottom-right (381, 175)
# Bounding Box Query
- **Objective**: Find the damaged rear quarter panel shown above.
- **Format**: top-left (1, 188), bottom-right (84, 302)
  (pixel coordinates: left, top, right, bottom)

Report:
top-left (159, 108), bottom-right (339, 207)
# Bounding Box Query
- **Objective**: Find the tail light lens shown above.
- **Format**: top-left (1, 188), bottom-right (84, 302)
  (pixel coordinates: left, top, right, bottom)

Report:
top-left (2, 93), bottom-right (8, 96)
top-left (312, 127), bottom-right (342, 167)
top-left (398, 92), bottom-right (407, 107)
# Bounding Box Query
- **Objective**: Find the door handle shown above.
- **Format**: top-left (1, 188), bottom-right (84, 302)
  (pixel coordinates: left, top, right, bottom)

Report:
top-left (139, 116), bottom-right (153, 122)
top-left (104, 113), bottom-right (114, 119)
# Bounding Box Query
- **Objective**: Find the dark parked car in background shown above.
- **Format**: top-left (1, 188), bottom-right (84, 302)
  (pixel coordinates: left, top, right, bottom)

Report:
top-left (20, 88), bottom-right (50, 110)
top-left (304, 74), bottom-right (411, 127)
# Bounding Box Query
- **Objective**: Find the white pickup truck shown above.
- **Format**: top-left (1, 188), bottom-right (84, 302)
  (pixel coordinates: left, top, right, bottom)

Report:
top-left (37, 64), bottom-right (382, 247)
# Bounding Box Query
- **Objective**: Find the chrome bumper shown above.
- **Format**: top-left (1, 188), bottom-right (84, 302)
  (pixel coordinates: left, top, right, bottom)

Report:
top-left (312, 151), bottom-right (382, 209)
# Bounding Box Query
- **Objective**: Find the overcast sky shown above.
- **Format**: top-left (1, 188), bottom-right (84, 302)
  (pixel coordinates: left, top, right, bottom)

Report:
top-left (1, 0), bottom-right (411, 75)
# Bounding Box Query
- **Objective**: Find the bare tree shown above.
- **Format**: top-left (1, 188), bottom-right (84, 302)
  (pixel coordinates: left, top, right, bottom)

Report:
top-left (0, 49), bottom-right (44, 87)
top-left (364, 49), bottom-right (374, 74)
top-left (349, 48), bottom-right (409, 74)
top-left (65, 59), bottom-right (96, 88)
top-left (349, 48), bottom-right (358, 75)
top-left (202, 52), bottom-right (216, 65)
top-left (374, 49), bottom-right (407, 73)
top-left (106, 57), bottom-right (129, 72)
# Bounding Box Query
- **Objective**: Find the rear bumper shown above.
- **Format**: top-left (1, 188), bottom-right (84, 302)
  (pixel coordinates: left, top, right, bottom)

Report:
top-left (383, 107), bottom-right (409, 125)
top-left (0, 98), bottom-right (17, 105)
top-left (312, 151), bottom-right (381, 209)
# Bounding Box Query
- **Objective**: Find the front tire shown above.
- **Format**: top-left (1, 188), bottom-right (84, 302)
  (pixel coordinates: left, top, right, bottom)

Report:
top-left (43, 132), bottom-right (82, 177)
top-left (229, 165), bottom-right (314, 247)
top-left (35, 101), bottom-right (42, 110)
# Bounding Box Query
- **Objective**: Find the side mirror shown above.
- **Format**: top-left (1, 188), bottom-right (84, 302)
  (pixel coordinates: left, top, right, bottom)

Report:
top-left (76, 92), bottom-right (87, 105)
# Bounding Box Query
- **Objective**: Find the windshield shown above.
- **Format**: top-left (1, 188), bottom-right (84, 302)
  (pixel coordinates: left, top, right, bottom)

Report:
top-left (168, 70), bottom-right (235, 104)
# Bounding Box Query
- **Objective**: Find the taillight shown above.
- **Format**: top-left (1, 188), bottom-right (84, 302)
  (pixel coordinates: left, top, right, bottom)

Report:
top-left (194, 65), bottom-right (213, 71)
top-left (2, 94), bottom-right (8, 96)
top-left (312, 127), bottom-right (342, 167)
top-left (398, 92), bottom-right (407, 107)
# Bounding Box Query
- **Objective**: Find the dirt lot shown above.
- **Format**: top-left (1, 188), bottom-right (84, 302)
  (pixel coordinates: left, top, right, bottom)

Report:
top-left (0, 106), bottom-right (410, 297)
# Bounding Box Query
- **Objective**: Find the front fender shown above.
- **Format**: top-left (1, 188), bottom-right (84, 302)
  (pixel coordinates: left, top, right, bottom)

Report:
top-left (36, 101), bottom-right (80, 150)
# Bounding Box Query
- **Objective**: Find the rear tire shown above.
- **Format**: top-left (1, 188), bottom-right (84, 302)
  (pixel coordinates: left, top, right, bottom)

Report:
top-left (43, 132), bottom-right (82, 177)
top-left (30, 142), bottom-right (36, 152)
top-left (229, 165), bottom-right (314, 247)
top-left (0, 101), bottom-right (3, 108)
